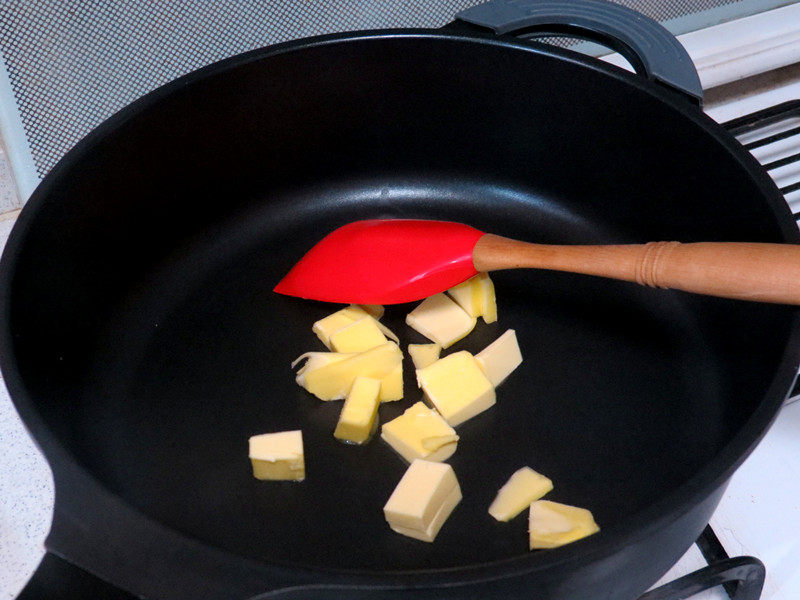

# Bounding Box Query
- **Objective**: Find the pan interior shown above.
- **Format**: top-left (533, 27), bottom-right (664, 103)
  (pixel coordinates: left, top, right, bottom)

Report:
top-left (74, 180), bottom-right (724, 570)
top-left (5, 35), bottom-right (794, 572)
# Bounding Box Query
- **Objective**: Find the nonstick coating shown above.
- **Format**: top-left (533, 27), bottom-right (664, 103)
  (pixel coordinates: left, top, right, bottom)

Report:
top-left (79, 193), bottom-right (724, 570)
top-left (2, 32), bottom-right (798, 596)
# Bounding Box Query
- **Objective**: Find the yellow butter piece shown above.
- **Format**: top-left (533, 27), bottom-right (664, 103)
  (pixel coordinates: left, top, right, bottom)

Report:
top-left (312, 306), bottom-right (368, 349)
top-left (358, 304), bottom-right (385, 319)
top-left (408, 343), bottom-right (441, 370)
top-left (447, 273), bottom-right (497, 323)
top-left (302, 342), bottom-right (402, 400)
top-left (294, 347), bottom-right (402, 402)
top-left (329, 317), bottom-right (387, 353)
top-left (388, 485), bottom-right (462, 542)
top-left (381, 402), bottom-right (459, 463)
top-left (447, 276), bottom-right (482, 317)
top-left (479, 274), bottom-right (498, 324)
top-left (476, 329), bottom-right (523, 387)
top-left (417, 351), bottom-right (495, 426)
top-left (406, 293), bottom-right (476, 349)
top-left (529, 500), bottom-right (600, 549)
top-left (383, 459), bottom-right (461, 542)
top-left (292, 351), bottom-right (353, 387)
top-left (343, 305), bottom-right (396, 343)
top-left (249, 430), bottom-right (305, 481)
top-left (379, 363), bottom-right (403, 402)
top-left (334, 376), bottom-right (382, 444)
top-left (313, 305), bottom-right (398, 350)
top-left (488, 467), bottom-right (553, 522)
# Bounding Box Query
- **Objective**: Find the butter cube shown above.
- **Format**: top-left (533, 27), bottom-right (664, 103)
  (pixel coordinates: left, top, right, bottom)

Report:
top-left (488, 467), bottom-right (553, 522)
top-left (447, 276), bottom-right (482, 317)
top-left (417, 351), bottom-right (495, 426)
top-left (408, 343), bottom-right (441, 370)
top-left (249, 430), bottom-right (305, 481)
top-left (379, 363), bottom-right (403, 402)
top-left (381, 402), bottom-right (459, 463)
top-left (529, 500), bottom-right (600, 549)
top-left (359, 304), bottom-right (385, 319)
top-left (301, 342), bottom-right (403, 400)
top-left (383, 459), bottom-right (461, 542)
top-left (313, 306), bottom-right (397, 350)
top-left (313, 306), bottom-right (368, 349)
top-left (406, 294), bottom-right (476, 349)
top-left (334, 376), bottom-right (382, 444)
top-left (329, 317), bottom-right (387, 353)
top-left (476, 329), bottom-right (523, 387)
top-left (292, 351), bottom-right (353, 387)
top-left (447, 273), bottom-right (497, 323)
top-left (388, 485), bottom-right (462, 542)
top-left (479, 275), bottom-right (498, 324)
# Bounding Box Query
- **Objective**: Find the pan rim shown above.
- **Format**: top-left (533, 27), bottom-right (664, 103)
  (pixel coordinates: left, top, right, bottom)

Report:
top-left (1, 28), bottom-right (799, 589)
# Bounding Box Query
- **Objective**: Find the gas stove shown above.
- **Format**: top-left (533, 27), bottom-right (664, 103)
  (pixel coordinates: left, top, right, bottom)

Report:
top-left (1, 2), bottom-right (800, 599)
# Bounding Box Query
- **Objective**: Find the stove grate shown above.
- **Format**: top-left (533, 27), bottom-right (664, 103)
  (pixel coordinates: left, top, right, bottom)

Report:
top-left (723, 100), bottom-right (800, 207)
top-left (640, 526), bottom-right (765, 600)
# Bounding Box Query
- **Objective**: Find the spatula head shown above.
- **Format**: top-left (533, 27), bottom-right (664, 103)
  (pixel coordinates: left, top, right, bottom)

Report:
top-left (274, 219), bottom-right (485, 304)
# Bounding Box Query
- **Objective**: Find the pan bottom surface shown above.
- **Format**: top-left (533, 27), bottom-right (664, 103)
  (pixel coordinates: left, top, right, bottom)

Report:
top-left (76, 181), bottom-right (729, 571)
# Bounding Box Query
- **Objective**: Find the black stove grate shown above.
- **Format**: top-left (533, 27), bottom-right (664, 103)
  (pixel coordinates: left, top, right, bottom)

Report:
top-left (640, 526), bottom-right (764, 600)
top-left (723, 100), bottom-right (800, 210)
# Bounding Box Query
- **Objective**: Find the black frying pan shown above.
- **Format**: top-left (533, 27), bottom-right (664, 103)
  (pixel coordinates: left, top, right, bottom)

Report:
top-left (2, 1), bottom-right (799, 598)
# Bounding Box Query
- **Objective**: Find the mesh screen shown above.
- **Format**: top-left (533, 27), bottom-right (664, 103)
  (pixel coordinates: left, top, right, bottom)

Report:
top-left (0, 0), bottom-right (740, 179)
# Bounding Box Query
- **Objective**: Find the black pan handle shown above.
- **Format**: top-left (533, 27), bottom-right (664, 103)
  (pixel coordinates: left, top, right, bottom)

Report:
top-left (454, 0), bottom-right (703, 105)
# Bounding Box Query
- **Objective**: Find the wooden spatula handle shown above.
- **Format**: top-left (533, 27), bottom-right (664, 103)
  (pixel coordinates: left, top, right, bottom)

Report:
top-left (473, 234), bottom-right (800, 305)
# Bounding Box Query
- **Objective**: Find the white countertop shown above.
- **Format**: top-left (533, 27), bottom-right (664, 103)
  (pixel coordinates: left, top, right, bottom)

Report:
top-left (0, 216), bottom-right (54, 600)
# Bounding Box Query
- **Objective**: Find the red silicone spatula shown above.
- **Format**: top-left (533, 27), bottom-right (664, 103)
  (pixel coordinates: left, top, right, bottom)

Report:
top-left (273, 219), bottom-right (800, 305)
